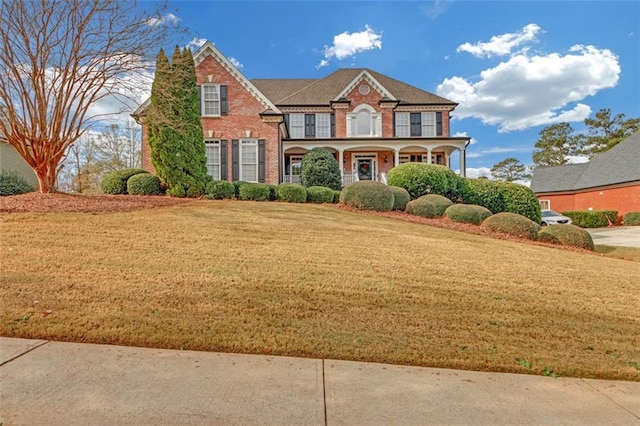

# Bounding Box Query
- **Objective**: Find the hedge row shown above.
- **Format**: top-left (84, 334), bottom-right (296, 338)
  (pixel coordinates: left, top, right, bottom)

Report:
top-left (0, 171), bottom-right (35, 196)
top-left (562, 210), bottom-right (618, 228)
top-left (623, 212), bottom-right (640, 226)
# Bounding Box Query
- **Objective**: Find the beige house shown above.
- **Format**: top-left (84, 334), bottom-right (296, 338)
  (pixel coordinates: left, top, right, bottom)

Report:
top-left (0, 121), bottom-right (38, 188)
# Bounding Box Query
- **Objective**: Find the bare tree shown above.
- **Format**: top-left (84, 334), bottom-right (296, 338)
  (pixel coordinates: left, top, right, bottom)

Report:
top-left (95, 121), bottom-right (142, 172)
top-left (0, 0), bottom-right (181, 192)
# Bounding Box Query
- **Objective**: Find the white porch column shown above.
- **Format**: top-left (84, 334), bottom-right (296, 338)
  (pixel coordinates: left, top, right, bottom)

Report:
top-left (459, 148), bottom-right (466, 177)
top-left (427, 148), bottom-right (433, 164)
top-left (338, 149), bottom-right (344, 178)
top-left (394, 149), bottom-right (400, 167)
top-left (445, 154), bottom-right (450, 168)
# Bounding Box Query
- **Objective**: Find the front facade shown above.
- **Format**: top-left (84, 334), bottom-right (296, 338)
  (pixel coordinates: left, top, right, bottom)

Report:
top-left (531, 131), bottom-right (640, 220)
top-left (135, 42), bottom-right (471, 186)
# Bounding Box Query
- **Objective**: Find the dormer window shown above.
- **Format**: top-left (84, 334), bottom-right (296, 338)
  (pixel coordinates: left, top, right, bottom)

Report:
top-left (347, 104), bottom-right (382, 137)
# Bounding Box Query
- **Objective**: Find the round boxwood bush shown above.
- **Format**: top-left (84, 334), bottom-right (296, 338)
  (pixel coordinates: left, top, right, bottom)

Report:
top-left (166, 183), bottom-right (186, 198)
top-left (205, 180), bottom-right (235, 200)
top-left (418, 194), bottom-right (453, 216)
top-left (126, 173), bottom-right (160, 196)
top-left (101, 168), bottom-right (148, 195)
top-left (340, 181), bottom-right (394, 211)
top-left (444, 204), bottom-right (493, 225)
top-left (0, 171), bottom-right (34, 196)
top-left (405, 197), bottom-right (437, 218)
top-left (233, 181), bottom-right (250, 198)
top-left (389, 186), bottom-right (410, 211)
top-left (239, 182), bottom-right (271, 201)
top-left (481, 212), bottom-right (541, 240)
top-left (306, 186), bottom-right (334, 204)
top-left (538, 224), bottom-right (594, 250)
top-left (386, 163), bottom-right (461, 201)
top-left (497, 181), bottom-right (541, 224)
top-left (623, 212), bottom-right (640, 226)
top-left (300, 148), bottom-right (342, 190)
top-left (276, 183), bottom-right (307, 203)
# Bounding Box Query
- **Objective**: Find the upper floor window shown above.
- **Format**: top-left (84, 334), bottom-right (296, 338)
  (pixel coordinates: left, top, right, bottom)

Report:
top-left (201, 84), bottom-right (228, 117)
top-left (288, 113), bottom-right (333, 139)
top-left (396, 111), bottom-right (443, 137)
top-left (347, 104), bottom-right (382, 137)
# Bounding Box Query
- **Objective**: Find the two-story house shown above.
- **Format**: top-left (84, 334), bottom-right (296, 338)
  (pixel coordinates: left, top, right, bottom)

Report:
top-left (134, 41), bottom-right (471, 186)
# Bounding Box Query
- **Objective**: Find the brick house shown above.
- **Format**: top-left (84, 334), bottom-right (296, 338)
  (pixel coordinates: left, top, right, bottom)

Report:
top-left (531, 131), bottom-right (640, 220)
top-left (133, 41), bottom-right (471, 186)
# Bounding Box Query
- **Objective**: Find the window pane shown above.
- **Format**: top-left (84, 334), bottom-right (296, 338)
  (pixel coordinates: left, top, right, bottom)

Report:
top-left (422, 112), bottom-right (435, 136)
top-left (205, 142), bottom-right (220, 179)
top-left (356, 110), bottom-right (371, 135)
top-left (316, 113), bottom-right (330, 138)
top-left (203, 85), bottom-right (220, 116)
top-left (290, 113), bottom-right (305, 138)
top-left (395, 112), bottom-right (409, 137)
top-left (241, 140), bottom-right (258, 182)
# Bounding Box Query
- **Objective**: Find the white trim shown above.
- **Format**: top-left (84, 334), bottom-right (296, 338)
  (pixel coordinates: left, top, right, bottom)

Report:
top-left (539, 199), bottom-right (551, 210)
top-left (239, 138), bottom-right (258, 182)
top-left (352, 152), bottom-right (378, 181)
top-left (193, 41), bottom-right (281, 113)
top-left (334, 70), bottom-right (396, 101)
top-left (201, 84), bottom-right (221, 117)
top-left (204, 139), bottom-right (221, 179)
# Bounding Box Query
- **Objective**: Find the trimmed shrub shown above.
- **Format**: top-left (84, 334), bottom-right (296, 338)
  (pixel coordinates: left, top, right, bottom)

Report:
top-left (166, 183), bottom-right (186, 198)
top-left (276, 183), bottom-right (307, 203)
top-left (462, 179), bottom-right (540, 223)
top-left (0, 171), bottom-right (34, 196)
top-left (238, 182), bottom-right (271, 201)
top-left (386, 163), bottom-right (462, 201)
top-left (332, 190), bottom-right (341, 204)
top-left (340, 181), bottom-right (394, 211)
top-left (418, 194), bottom-right (453, 216)
top-left (497, 182), bottom-right (541, 223)
top-left (127, 173), bottom-right (161, 196)
top-left (306, 186), bottom-right (334, 204)
top-left (563, 210), bottom-right (618, 228)
top-left (463, 178), bottom-right (505, 213)
top-left (481, 212), bottom-right (541, 240)
top-left (185, 179), bottom-right (205, 198)
top-left (538, 224), bottom-right (594, 250)
top-left (100, 168), bottom-right (147, 195)
top-left (233, 181), bottom-right (250, 198)
top-left (267, 185), bottom-right (277, 201)
top-left (405, 197), bottom-right (437, 218)
top-left (623, 212), bottom-right (640, 226)
top-left (389, 186), bottom-right (410, 211)
top-left (205, 180), bottom-right (235, 200)
top-left (300, 148), bottom-right (342, 190)
top-left (444, 204), bottom-right (493, 225)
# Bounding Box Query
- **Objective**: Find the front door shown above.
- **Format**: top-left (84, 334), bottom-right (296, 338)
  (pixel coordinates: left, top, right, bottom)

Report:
top-left (357, 159), bottom-right (373, 180)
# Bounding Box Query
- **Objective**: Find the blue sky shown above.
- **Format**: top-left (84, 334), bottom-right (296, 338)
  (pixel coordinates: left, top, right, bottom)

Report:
top-left (152, 0), bottom-right (639, 178)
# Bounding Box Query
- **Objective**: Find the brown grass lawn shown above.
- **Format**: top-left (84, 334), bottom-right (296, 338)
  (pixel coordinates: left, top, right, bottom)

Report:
top-left (1, 200), bottom-right (639, 381)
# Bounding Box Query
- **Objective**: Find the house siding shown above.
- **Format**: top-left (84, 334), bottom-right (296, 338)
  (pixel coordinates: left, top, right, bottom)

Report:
top-left (538, 183), bottom-right (640, 221)
top-left (0, 141), bottom-right (38, 188)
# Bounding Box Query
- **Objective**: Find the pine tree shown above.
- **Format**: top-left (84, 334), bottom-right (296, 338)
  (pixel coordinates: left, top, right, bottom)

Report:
top-left (490, 157), bottom-right (531, 182)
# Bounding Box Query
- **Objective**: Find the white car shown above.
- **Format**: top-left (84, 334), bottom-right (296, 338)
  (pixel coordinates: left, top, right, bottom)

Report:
top-left (541, 209), bottom-right (572, 226)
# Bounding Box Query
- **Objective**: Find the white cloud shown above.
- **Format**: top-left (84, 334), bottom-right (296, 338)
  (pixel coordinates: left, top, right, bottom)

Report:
top-left (452, 131), bottom-right (477, 144)
top-left (317, 25), bottom-right (382, 68)
top-left (186, 37), bottom-right (207, 51)
top-left (146, 13), bottom-right (180, 28)
top-left (463, 167), bottom-right (492, 179)
top-left (437, 45), bottom-right (620, 132)
top-left (229, 57), bottom-right (243, 69)
top-left (457, 24), bottom-right (542, 58)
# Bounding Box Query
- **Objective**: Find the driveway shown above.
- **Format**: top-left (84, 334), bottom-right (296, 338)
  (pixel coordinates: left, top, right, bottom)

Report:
top-left (586, 226), bottom-right (640, 248)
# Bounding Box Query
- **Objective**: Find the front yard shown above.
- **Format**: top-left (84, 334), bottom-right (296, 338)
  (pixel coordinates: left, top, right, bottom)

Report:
top-left (1, 197), bottom-right (639, 381)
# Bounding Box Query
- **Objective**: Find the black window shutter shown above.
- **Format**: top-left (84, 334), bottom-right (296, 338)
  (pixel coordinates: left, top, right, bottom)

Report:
top-left (305, 114), bottom-right (315, 138)
top-left (436, 112), bottom-right (443, 136)
top-left (410, 113), bottom-right (421, 136)
top-left (220, 85), bottom-right (228, 115)
top-left (330, 114), bottom-right (335, 137)
top-left (197, 86), bottom-right (202, 115)
top-left (232, 140), bottom-right (239, 181)
top-left (258, 139), bottom-right (266, 183)
top-left (393, 112), bottom-right (396, 137)
top-left (220, 140), bottom-right (228, 181)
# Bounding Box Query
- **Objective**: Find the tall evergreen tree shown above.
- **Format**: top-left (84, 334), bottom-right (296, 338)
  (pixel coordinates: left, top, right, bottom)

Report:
top-left (532, 123), bottom-right (580, 168)
top-left (578, 108), bottom-right (640, 156)
top-left (490, 157), bottom-right (531, 182)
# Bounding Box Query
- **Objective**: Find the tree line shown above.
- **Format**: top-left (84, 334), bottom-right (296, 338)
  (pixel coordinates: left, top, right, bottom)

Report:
top-left (490, 109), bottom-right (640, 182)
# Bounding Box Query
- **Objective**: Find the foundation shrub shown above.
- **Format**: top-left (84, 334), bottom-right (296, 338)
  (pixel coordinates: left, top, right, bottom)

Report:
top-left (481, 212), bottom-right (541, 240)
top-left (419, 194), bottom-right (453, 216)
top-left (166, 183), bottom-right (186, 198)
top-left (300, 148), bottom-right (342, 190)
top-left (340, 181), bottom-right (394, 211)
top-left (389, 186), bottom-right (410, 211)
top-left (306, 186), bottom-right (335, 204)
top-left (0, 171), bottom-right (34, 196)
top-left (623, 212), bottom-right (640, 226)
top-left (386, 163), bottom-right (462, 201)
top-left (126, 173), bottom-right (161, 196)
top-left (233, 181), bottom-right (249, 198)
top-left (276, 183), bottom-right (307, 203)
top-left (462, 179), bottom-right (540, 223)
top-left (538, 224), bottom-right (594, 250)
top-left (444, 204), bottom-right (493, 225)
top-left (463, 178), bottom-right (505, 213)
top-left (405, 197), bottom-right (437, 218)
top-left (101, 168), bottom-right (147, 195)
top-left (563, 210), bottom-right (618, 228)
top-left (332, 190), bottom-right (341, 203)
top-left (205, 180), bottom-right (235, 200)
top-left (497, 182), bottom-right (541, 223)
top-left (238, 183), bottom-right (271, 201)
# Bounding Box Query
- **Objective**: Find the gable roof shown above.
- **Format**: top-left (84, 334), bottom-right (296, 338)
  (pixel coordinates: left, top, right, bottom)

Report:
top-left (531, 131), bottom-right (640, 193)
top-left (252, 68), bottom-right (457, 106)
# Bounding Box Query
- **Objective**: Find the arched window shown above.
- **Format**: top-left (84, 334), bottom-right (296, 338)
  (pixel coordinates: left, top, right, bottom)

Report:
top-left (347, 104), bottom-right (382, 137)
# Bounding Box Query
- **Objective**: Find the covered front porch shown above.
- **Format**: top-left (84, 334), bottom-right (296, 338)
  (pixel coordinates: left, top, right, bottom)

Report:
top-left (282, 137), bottom-right (470, 186)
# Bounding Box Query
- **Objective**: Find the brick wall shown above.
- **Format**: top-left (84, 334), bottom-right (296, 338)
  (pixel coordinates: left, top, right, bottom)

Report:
top-left (538, 183), bottom-right (640, 220)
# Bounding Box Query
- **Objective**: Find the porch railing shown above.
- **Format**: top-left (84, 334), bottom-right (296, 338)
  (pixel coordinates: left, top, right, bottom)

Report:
top-left (283, 175), bottom-right (301, 184)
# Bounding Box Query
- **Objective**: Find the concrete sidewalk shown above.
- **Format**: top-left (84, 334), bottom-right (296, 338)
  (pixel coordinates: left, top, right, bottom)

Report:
top-left (587, 226), bottom-right (640, 248)
top-left (1, 337), bottom-right (639, 425)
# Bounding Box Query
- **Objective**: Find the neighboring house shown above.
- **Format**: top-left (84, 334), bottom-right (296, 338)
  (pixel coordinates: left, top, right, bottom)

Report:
top-left (0, 119), bottom-right (38, 189)
top-left (133, 41), bottom-right (471, 186)
top-left (531, 131), bottom-right (640, 220)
